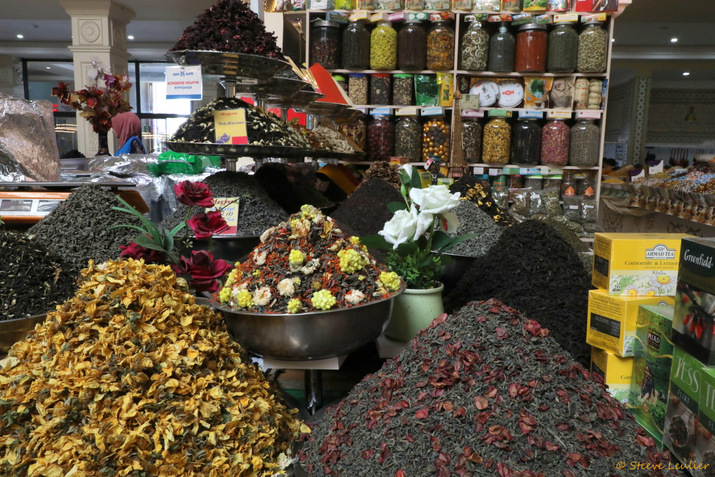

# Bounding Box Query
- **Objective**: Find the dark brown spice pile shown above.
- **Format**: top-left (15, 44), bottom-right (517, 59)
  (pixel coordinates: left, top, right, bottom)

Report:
top-left (170, 0), bottom-right (285, 59)
top-left (450, 175), bottom-right (515, 226)
top-left (444, 220), bottom-right (592, 367)
top-left (28, 184), bottom-right (142, 269)
top-left (0, 229), bottom-right (78, 319)
top-left (331, 178), bottom-right (404, 239)
top-left (361, 162), bottom-right (402, 189)
top-left (300, 299), bottom-right (676, 477)
top-left (254, 163), bottom-right (334, 214)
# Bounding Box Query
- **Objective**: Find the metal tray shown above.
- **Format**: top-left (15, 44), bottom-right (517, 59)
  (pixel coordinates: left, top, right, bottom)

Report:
top-left (288, 89), bottom-right (325, 108)
top-left (165, 50), bottom-right (289, 81)
top-left (165, 141), bottom-right (313, 158)
top-left (303, 149), bottom-right (364, 160)
top-left (222, 77), bottom-right (311, 100)
top-left (299, 101), bottom-right (348, 117)
top-left (0, 314), bottom-right (46, 354)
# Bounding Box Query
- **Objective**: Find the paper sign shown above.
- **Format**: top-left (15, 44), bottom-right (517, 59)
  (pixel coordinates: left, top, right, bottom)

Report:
top-left (462, 94), bottom-right (480, 110)
top-left (209, 197), bottom-right (240, 235)
top-left (649, 161), bottom-right (664, 175)
top-left (214, 109), bottom-right (248, 145)
top-left (166, 66), bottom-right (203, 100)
top-left (547, 109), bottom-right (572, 119)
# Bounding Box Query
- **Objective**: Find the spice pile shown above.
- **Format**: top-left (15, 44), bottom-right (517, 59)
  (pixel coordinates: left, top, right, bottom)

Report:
top-left (218, 205), bottom-right (402, 314)
top-left (0, 259), bottom-right (305, 475)
top-left (171, 97), bottom-right (309, 148)
top-left (0, 229), bottom-right (78, 320)
top-left (28, 184), bottom-right (142, 269)
top-left (331, 178), bottom-right (404, 239)
top-left (161, 171), bottom-right (288, 237)
top-left (444, 220), bottom-right (592, 367)
top-left (448, 200), bottom-right (505, 258)
top-left (361, 161), bottom-right (401, 189)
top-left (450, 175), bottom-right (515, 226)
top-left (301, 299), bottom-right (675, 477)
top-left (313, 125), bottom-right (359, 154)
top-left (170, 0), bottom-right (284, 59)
top-left (254, 163), bottom-right (334, 215)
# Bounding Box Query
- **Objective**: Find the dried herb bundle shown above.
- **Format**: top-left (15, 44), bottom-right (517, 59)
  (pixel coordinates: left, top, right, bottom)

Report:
top-left (0, 259), bottom-right (305, 476)
top-left (171, 0), bottom-right (285, 59)
top-left (301, 300), bottom-right (675, 477)
top-left (450, 175), bottom-right (515, 226)
top-left (444, 220), bottom-right (592, 367)
top-left (0, 229), bottom-right (78, 320)
top-left (28, 184), bottom-right (143, 269)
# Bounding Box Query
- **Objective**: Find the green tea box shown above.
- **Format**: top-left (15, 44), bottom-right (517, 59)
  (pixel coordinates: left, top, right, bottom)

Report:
top-left (629, 304), bottom-right (674, 448)
top-left (695, 368), bottom-right (715, 477)
top-left (672, 237), bottom-right (715, 365)
top-left (664, 346), bottom-right (704, 463)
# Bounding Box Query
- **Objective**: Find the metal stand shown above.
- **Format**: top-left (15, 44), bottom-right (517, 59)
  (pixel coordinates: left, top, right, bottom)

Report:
top-left (304, 370), bottom-right (323, 415)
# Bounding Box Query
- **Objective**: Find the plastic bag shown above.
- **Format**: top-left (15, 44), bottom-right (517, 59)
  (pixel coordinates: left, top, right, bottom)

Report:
top-left (539, 187), bottom-right (562, 217)
top-left (509, 188), bottom-right (531, 217)
top-left (414, 75), bottom-right (439, 107)
top-left (147, 151), bottom-right (221, 176)
top-left (562, 194), bottom-right (582, 222)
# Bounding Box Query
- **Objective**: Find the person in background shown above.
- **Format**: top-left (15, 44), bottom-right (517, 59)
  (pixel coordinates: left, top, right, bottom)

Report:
top-left (112, 112), bottom-right (146, 154)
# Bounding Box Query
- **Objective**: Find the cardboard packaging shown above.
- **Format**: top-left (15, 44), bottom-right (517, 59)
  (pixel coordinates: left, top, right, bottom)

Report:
top-left (695, 367), bottom-right (715, 477)
top-left (592, 233), bottom-right (691, 296)
top-left (629, 305), bottom-right (675, 448)
top-left (587, 288), bottom-right (674, 357)
top-left (672, 237), bottom-right (715, 365)
top-left (591, 346), bottom-right (633, 404)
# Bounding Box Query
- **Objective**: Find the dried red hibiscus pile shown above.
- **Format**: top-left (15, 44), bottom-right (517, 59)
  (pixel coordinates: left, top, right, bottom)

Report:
top-left (170, 0), bottom-right (284, 59)
top-left (301, 299), bottom-right (676, 477)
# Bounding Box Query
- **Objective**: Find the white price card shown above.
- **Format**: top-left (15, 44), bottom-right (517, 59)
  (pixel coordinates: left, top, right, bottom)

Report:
top-left (166, 66), bottom-right (203, 100)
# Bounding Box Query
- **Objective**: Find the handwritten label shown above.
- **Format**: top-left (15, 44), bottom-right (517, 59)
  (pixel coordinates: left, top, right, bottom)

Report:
top-left (166, 66), bottom-right (203, 100)
top-left (214, 109), bottom-right (248, 145)
top-left (209, 197), bottom-right (240, 235)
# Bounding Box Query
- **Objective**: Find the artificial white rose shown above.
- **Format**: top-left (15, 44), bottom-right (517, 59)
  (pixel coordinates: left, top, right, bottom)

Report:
top-left (401, 164), bottom-right (413, 180)
top-left (436, 211), bottom-right (459, 234)
top-left (379, 208), bottom-right (418, 249)
top-left (410, 185), bottom-right (461, 215)
top-left (412, 209), bottom-right (435, 241)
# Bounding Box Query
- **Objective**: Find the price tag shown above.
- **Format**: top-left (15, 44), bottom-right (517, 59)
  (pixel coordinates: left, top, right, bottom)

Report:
top-left (553, 13), bottom-right (579, 23)
top-left (488, 109), bottom-right (512, 118)
top-left (209, 198), bottom-right (240, 235)
top-left (214, 109), bottom-right (248, 145)
top-left (474, 167), bottom-right (485, 174)
top-left (520, 167), bottom-right (541, 175)
top-left (580, 13), bottom-right (607, 22)
top-left (395, 107), bottom-right (419, 116)
top-left (388, 12), bottom-right (405, 21)
top-left (422, 107), bottom-right (444, 116)
top-left (576, 110), bottom-right (602, 119)
top-left (461, 94), bottom-right (480, 110)
top-left (519, 110), bottom-right (544, 119)
top-left (547, 110), bottom-right (572, 119)
top-left (488, 168), bottom-right (502, 176)
top-left (649, 161), bottom-right (664, 175)
top-left (370, 13), bottom-right (388, 22)
top-left (349, 10), bottom-right (370, 20)
top-left (462, 110), bottom-right (484, 118)
top-left (166, 66), bottom-right (203, 100)
top-left (407, 12), bottom-right (429, 21)
top-left (631, 169), bottom-right (646, 181)
top-left (488, 14), bottom-right (513, 22)
top-left (370, 107), bottom-right (391, 115)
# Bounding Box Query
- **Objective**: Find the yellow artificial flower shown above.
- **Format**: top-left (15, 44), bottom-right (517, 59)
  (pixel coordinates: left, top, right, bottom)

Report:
top-left (311, 290), bottom-right (336, 311)
top-left (287, 298), bottom-right (302, 314)
top-left (379, 271), bottom-right (402, 292)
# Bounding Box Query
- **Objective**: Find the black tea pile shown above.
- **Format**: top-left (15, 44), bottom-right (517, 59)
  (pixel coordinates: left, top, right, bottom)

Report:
top-left (444, 220), bottom-right (592, 367)
top-left (301, 299), bottom-right (675, 477)
top-left (331, 178), bottom-right (404, 239)
top-left (254, 163), bottom-right (334, 214)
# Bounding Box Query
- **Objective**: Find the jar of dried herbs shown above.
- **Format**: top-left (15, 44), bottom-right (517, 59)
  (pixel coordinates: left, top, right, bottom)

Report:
top-left (342, 20), bottom-right (370, 69)
top-left (395, 115), bottom-right (422, 162)
top-left (426, 20), bottom-right (454, 71)
top-left (393, 74), bottom-right (414, 106)
top-left (370, 73), bottom-right (391, 105)
top-left (370, 20), bottom-right (397, 70)
top-left (333, 75), bottom-right (347, 95)
top-left (569, 118), bottom-right (600, 167)
top-left (487, 23), bottom-right (515, 73)
top-left (515, 23), bottom-right (548, 73)
top-left (460, 18), bottom-right (489, 71)
top-left (462, 117), bottom-right (482, 163)
top-left (341, 114), bottom-right (367, 150)
top-left (511, 117), bottom-right (541, 165)
top-left (367, 115), bottom-right (394, 161)
top-left (398, 20), bottom-right (427, 71)
top-left (310, 20), bottom-right (341, 69)
top-left (482, 117), bottom-right (511, 164)
top-left (577, 21), bottom-right (608, 73)
top-left (422, 115), bottom-right (450, 162)
top-left (540, 118), bottom-right (570, 166)
top-left (547, 23), bottom-right (577, 73)
top-left (348, 73), bottom-right (368, 105)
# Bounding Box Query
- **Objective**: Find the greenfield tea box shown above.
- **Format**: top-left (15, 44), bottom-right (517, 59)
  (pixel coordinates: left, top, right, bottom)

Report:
top-left (591, 346), bottom-right (633, 404)
top-left (672, 237), bottom-right (715, 365)
top-left (587, 289), bottom-right (674, 357)
top-left (629, 305), bottom-right (674, 448)
top-left (664, 346), bottom-right (704, 463)
top-left (592, 233), bottom-right (691, 296)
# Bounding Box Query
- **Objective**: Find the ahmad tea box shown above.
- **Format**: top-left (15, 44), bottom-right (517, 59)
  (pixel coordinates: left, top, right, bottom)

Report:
top-left (587, 288), bottom-right (674, 357)
top-left (664, 346), bottom-right (704, 465)
top-left (591, 346), bottom-right (633, 404)
top-left (592, 233), bottom-right (691, 296)
top-left (672, 237), bottom-right (715, 365)
top-left (629, 305), bottom-right (674, 448)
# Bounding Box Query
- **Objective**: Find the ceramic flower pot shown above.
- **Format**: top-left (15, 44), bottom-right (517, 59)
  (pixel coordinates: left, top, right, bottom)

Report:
top-left (384, 282), bottom-right (444, 342)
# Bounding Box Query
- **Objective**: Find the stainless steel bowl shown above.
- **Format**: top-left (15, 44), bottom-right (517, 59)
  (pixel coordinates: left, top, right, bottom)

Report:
top-left (209, 286), bottom-right (403, 360)
top-left (0, 314), bottom-right (46, 354)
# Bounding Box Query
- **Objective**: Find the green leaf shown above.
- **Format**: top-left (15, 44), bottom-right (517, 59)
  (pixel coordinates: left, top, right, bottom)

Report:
top-left (170, 222), bottom-right (186, 237)
top-left (410, 167), bottom-right (422, 189)
top-left (162, 228), bottom-right (175, 254)
top-left (359, 234), bottom-right (392, 251)
top-left (436, 233), bottom-right (477, 253)
top-left (387, 201), bottom-right (408, 213)
top-left (133, 234), bottom-right (169, 253)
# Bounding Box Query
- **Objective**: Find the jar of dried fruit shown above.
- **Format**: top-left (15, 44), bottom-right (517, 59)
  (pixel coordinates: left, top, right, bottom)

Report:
top-left (395, 115), bottom-right (422, 162)
top-left (460, 17), bottom-right (489, 71)
top-left (569, 118), bottom-right (600, 167)
top-left (370, 73), bottom-right (391, 105)
top-left (310, 20), bottom-right (341, 69)
top-left (426, 20), bottom-right (454, 71)
top-left (370, 20), bottom-right (398, 70)
top-left (422, 115), bottom-right (450, 162)
top-left (482, 116), bottom-right (511, 164)
top-left (398, 20), bottom-right (427, 71)
top-left (577, 22), bottom-right (608, 73)
top-left (348, 73), bottom-right (368, 105)
top-left (515, 23), bottom-right (548, 73)
top-left (392, 74), bottom-right (414, 106)
top-left (462, 117), bottom-right (482, 163)
top-left (342, 20), bottom-right (370, 69)
top-left (367, 114), bottom-right (395, 162)
top-left (540, 118), bottom-right (570, 166)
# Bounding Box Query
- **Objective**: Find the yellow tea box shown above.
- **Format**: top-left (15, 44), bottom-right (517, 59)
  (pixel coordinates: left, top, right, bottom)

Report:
top-left (591, 346), bottom-right (633, 404)
top-left (587, 289), bottom-right (674, 357)
top-left (592, 233), bottom-right (691, 296)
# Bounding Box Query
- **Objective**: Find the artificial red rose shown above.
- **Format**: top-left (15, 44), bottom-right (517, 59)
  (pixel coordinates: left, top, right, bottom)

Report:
top-left (119, 241), bottom-right (165, 263)
top-left (188, 210), bottom-right (228, 240)
top-left (174, 181), bottom-right (214, 207)
top-left (173, 250), bottom-right (232, 293)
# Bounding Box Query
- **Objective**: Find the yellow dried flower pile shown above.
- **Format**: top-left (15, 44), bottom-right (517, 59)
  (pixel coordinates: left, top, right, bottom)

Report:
top-left (0, 259), bottom-right (306, 477)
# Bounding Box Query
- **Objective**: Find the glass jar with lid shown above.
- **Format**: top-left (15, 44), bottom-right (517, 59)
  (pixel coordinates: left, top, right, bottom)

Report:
top-left (426, 20), bottom-right (454, 71)
top-left (356, 0), bottom-right (375, 9)
top-left (392, 74), bottom-right (414, 105)
top-left (511, 117), bottom-right (541, 165)
top-left (540, 118), bottom-right (570, 166)
top-left (515, 23), bottom-right (547, 73)
top-left (547, 23), bottom-right (577, 73)
top-left (397, 20), bottom-right (427, 71)
top-left (395, 115), bottom-right (422, 162)
top-left (342, 20), bottom-right (370, 70)
top-left (333, 75), bottom-right (348, 96)
top-left (569, 118), bottom-right (600, 167)
top-left (482, 117), bottom-right (511, 164)
top-left (340, 114), bottom-right (367, 151)
top-left (310, 20), bottom-right (341, 69)
top-left (577, 22), bottom-right (608, 73)
top-left (403, 0), bottom-right (424, 9)
top-left (487, 23), bottom-right (515, 73)
top-left (462, 117), bottom-right (482, 163)
top-left (348, 73), bottom-right (368, 104)
top-left (367, 115), bottom-right (394, 162)
top-left (422, 115), bottom-right (450, 162)
top-left (370, 21), bottom-right (398, 70)
top-left (370, 73), bottom-right (391, 105)
top-left (460, 18), bottom-right (489, 71)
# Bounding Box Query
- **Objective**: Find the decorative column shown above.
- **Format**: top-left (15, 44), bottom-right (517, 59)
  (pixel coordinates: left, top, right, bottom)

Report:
top-left (59, 0), bottom-right (134, 155)
top-left (628, 76), bottom-right (651, 165)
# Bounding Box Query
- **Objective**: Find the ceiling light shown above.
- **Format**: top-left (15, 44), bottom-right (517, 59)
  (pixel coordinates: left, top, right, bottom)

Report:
top-left (611, 38), bottom-right (615, 43)
top-left (16, 34), bottom-right (24, 39)
top-left (46, 66), bottom-right (51, 70)
top-left (683, 72), bottom-right (691, 76)
top-left (127, 35), bottom-right (135, 40)
top-left (670, 37), bottom-right (678, 43)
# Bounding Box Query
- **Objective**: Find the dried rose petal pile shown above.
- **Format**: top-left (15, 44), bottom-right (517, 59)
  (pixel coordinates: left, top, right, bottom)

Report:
top-left (219, 205), bottom-right (402, 314)
top-left (301, 299), bottom-right (676, 477)
top-left (0, 259), bottom-right (306, 476)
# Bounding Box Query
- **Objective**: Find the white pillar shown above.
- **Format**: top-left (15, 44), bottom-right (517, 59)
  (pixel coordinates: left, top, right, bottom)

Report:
top-left (60, 0), bottom-right (134, 156)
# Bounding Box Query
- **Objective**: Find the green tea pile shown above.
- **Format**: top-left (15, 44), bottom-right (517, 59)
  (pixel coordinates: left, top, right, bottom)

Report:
top-left (0, 259), bottom-right (305, 476)
top-left (301, 300), bottom-right (675, 477)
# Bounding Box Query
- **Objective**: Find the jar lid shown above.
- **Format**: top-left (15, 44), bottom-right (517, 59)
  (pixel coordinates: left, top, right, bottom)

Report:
top-left (518, 23), bottom-right (547, 31)
top-left (371, 73), bottom-right (391, 78)
top-left (469, 80), bottom-right (499, 107)
top-left (583, 21), bottom-right (604, 25)
top-left (312, 19), bottom-right (340, 28)
top-left (394, 73), bottom-right (414, 78)
top-left (497, 79), bottom-right (524, 108)
top-left (333, 75), bottom-right (346, 82)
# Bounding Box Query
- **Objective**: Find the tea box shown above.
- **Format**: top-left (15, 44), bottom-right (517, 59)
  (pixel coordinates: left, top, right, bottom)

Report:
top-left (696, 367), bottom-right (715, 477)
top-left (590, 346), bottom-right (633, 404)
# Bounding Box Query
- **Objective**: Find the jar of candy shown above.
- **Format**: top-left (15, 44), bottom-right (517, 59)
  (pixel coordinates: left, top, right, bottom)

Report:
top-left (370, 73), bottom-right (391, 105)
top-left (569, 118), bottom-right (600, 167)
top-left (460, 18), bottom-right (489, 71)
top-left (342, 20), bottom-right (370, 69)
top-left (310, 20), bottom-right (341, 69)
top-left (482, 117), bottom-right (511, 164)
top-left (487, 23), bottom-right (515, 73)
top-left (395, 115), bottom-right (422, 162)
top-left (422, 115), bottom-right (450, 162)
top-left (515, 23), bottom-right (547, 73)
top-left (462, 117), bottom-right (482, 163)
top-left (348, 73), bottom-right (368, 104)
top-left (426, 20), bottom-right (454, 71)
top-left (392, 74), bottom-right (414, 105)
top-left (540, 118), bottom-right (570, 166)
top-left (547, 23), bottom-right (577, 73)
top-left (577, 22), bottom-right (608, 73)
top-left (370, 21), bottom-right (397, 70)
top-left (397, 20), bottom-right (427, 71)
top-left (511, 117), bottom-right (541, 165)
top-left (367, 115), bottom-right (394, 161)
